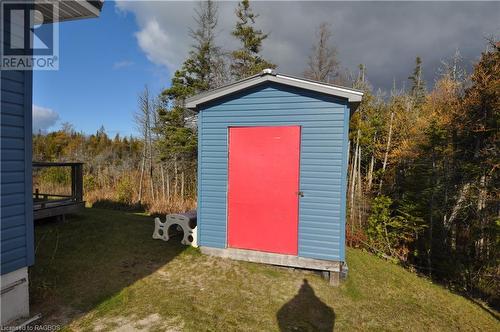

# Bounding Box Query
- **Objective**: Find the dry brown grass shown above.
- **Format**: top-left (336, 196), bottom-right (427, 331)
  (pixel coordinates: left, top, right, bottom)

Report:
top-left (33, 181), bottom-right (72, 196)
top-left (85, 188), bottom-right (196, 215)
top-left (147, 197), bottom-right (196, 215)
top-left (34, 173), bottom-right (196, 215)
top-left (84, 188), bottom-right (116, 204)
top-left (34, 164), bottom-right (197, 215)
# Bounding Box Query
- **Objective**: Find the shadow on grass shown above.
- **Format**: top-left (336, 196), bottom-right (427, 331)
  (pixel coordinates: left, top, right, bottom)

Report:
top-left (277, 279), bottom-right (335, 332)
top-left (91, 199), bottom-right (146, 212)
top-left (30, 207), bottom-right (186, 325)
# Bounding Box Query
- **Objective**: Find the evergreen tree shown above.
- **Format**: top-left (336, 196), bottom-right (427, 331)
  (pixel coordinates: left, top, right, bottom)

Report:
top-left (408, 56), bottom-right (426, 108)
top-left (181, 0), bottom-right (226, 92)
top-left (452, 41), bottom-right (499, 285)
top-left (230, 0), bottom-right (275, 79)
top-left (163, 0), bottom-right (225, 105)
top-left (187, 0), bottom-right (227, 89)
top-left (157, 0), bottom-right (224, 172)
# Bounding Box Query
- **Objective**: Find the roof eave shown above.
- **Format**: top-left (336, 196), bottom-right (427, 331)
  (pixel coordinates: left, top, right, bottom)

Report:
top-left (186, 73), bottom-right (363, 110)
top-left (186, 75), bottom-right (269, 109)
top-left (274, 74), bottom-right (363, 102)
top-left (35, 0), bottom-right (103, 23)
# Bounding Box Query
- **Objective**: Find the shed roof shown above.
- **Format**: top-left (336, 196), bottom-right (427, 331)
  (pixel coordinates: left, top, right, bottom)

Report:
top-left (185, 69), bottom-right (363, 110)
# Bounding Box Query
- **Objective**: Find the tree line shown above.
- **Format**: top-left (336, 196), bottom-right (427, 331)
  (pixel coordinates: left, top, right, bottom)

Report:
top-left (33, 0), bottom-right (498, 308)
top-left (347, 45), bottom-right (498, 308)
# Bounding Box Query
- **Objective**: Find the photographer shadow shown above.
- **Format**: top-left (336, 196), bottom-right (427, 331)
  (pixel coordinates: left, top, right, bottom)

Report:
top-left (277, 279), bottom-right (335, 331)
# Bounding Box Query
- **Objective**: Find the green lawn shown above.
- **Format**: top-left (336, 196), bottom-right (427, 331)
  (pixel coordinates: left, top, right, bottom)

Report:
top-left (31, 208), bottom-right (499, 331)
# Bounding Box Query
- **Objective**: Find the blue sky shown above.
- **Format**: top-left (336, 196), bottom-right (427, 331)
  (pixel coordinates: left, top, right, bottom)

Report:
top-left (33, 1), bottom-right (170, 136)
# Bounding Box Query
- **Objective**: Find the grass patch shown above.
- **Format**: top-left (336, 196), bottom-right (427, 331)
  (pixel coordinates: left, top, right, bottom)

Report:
top-left (31, 208), bottom-right (499, 331)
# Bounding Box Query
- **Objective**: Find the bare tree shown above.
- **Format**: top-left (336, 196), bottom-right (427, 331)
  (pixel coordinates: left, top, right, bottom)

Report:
top-left (151, 98), bottom-right (167, 201)
top-left (378, 111), bottom-right (394, 194)
top-left (367, 132), bottom-right (376, 190)
top-left (134, 86), bottom-right (152, 204)
top-left (439, 48), bottom-right (467, 82)
top-left (304, 22), bottom-right (340, 83)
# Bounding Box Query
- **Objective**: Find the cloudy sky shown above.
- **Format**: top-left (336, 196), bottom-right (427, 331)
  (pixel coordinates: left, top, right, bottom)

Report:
top-left (117, 1), bottom-right (499, 89)
top-left (34, 1), bottom-right (499, 134)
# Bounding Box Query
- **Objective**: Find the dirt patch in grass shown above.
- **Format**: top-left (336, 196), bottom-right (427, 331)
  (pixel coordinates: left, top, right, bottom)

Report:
top-left (90, 313), bottom-right (183, 332)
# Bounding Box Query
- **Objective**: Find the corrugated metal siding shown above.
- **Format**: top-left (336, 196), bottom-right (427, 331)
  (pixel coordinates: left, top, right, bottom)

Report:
top-left (198, 82), bottom-right (348, 261)
top-left (1, 68), bottom-right (34, 275)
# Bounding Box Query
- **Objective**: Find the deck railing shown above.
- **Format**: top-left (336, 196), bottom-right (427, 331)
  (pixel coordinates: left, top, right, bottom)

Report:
top-left (32, 162), bottom-right (84, 219)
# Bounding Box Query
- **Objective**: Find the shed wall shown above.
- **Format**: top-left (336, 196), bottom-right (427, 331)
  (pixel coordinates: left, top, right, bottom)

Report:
top-left (0, 68), bottom-right (34, 275)
top-left (198, 82), bottom-right (349, 261)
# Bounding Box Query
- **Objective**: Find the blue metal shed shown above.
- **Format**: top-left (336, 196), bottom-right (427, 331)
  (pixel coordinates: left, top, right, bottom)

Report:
top-left (186, 70), bottom-right (363, 284)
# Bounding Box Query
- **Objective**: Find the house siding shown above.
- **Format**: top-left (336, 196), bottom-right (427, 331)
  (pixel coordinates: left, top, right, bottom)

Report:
top-left (197, 82), bottom-right (348, 261)
top-left (1, 68), bottom-right (34, 275)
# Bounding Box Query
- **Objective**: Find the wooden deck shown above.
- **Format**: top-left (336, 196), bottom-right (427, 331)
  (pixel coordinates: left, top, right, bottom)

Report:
top-left (34, 199), bottom-right (85, 220)
top-left (33, 162), bottom-right (84, 220)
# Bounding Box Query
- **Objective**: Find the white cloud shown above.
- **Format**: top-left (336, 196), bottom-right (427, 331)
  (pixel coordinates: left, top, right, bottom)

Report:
top-left (113, 60), bottom-right (135, 69)
top-left (135, 19), bottom-right (176, 70)
top-left (115, 1), bottom-right (205, 72)
top-left (33, 105), bottom-right (59, 133)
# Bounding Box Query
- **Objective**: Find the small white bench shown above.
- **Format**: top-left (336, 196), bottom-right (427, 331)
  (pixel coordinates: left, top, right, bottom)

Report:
top-left (153, 210), bottom-right (197, 247)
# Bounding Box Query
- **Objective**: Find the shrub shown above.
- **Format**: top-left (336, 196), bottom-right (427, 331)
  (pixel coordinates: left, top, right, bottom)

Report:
top-left (367, 195), bottom-right (426, 262)
top-left (116, 177), bottom-right (134, 204)
top-left (39, 167), bottom-right (70, 185)
top-left (83, 174), bottom-right (98, 192)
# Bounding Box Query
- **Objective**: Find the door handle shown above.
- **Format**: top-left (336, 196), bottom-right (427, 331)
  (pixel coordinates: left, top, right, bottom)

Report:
top-left (297, 191), bottom-right (304, 198)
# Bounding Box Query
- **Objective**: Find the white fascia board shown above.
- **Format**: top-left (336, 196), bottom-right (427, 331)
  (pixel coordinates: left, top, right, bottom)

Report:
top-left (186, 76), bottom-right (268, 109)
top-left (274, 75), bottom-right (363, 101)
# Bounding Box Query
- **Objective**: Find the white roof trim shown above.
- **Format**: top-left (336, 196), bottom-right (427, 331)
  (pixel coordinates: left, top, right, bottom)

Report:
top-left (186, 70), bottom-right (363, 110)
top-left (275, 75), bottom-right (363, 97)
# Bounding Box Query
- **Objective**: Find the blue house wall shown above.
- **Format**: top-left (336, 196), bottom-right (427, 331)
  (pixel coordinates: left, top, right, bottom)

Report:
top-left (197, 82), bottom-right (350, 262)
top-left (0, 68), bottom-right (34, 275)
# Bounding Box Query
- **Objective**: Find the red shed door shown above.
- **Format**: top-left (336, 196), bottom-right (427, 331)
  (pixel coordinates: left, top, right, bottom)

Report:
top-left (227, 126), bottom-right (300, 255)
